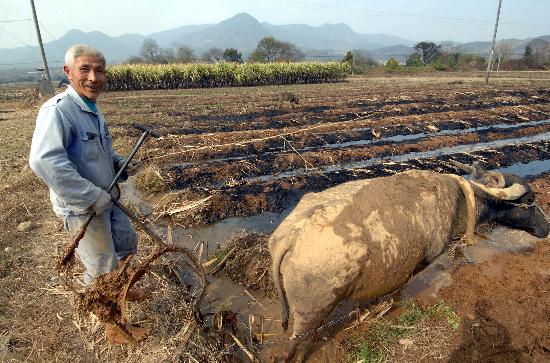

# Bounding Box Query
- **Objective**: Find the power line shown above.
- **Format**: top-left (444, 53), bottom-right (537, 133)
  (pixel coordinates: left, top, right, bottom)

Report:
top-left (0, 60), bottom-right (65, 66)
top-left (0, 23), bottom-right (40, 51)
top-left (37, 0), bottom-right (65, 47)
top-left (38, 21), bottom-right (66, 52)
top-left (245, 0), bottom-right (549, 28)
top-left (1, 0), bottom-right (14, 22)
top-left (0, 19), bottom-right (32, 23)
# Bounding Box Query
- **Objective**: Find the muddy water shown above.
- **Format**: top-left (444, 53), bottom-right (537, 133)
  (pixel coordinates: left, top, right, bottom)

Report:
top-left (170, 208), bottom-right (292, 253)
top-left (174, 119), bottom-right (550, 168)
top-left (255, 133), bottom-right (550, 182)
top-left (319, 119), bottom-right (550, 149)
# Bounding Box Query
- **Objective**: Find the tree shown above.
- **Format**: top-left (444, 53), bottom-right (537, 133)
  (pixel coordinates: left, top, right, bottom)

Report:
top-left (223, 48), bottom-right (243, 63)
top-left (125, 56), bottom-right (145, 64)
top-left (159, 48), bottom-right (176, 64)
top-left (406, 52), bottom-right (423, 67)
top-left (280, 43), bottom-right (305, 62)
top-left (385, 58), bottom-right (399, 72)
top-left (249, 37), bottom-right (304, 62)
top-left (495, 40), bottom-right (516, 62)
top-left (176, 46), bottom-right (196, 64)
top-left (524, 38), bottom-right (550, 68)
top-left (201, 47), bottom-right (224, 63)
top-left (342, 51), bottom-right (353, 65)
top-left (342, 49), bottom-right (377, 74)
top-left (414, 41), bottom-right (441, 64)
top-left (140, 39), bottom-right (161, 63)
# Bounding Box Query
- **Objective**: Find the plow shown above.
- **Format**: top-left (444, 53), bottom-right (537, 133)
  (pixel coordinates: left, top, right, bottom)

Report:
top-left (56, 124), bottom-right (206, 342)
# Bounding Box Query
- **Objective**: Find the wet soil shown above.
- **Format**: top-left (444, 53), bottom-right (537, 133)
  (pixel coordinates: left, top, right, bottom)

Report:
top-left (438, 242), bottom-right (550, 363)
top-left (97, 79), bottom-right (550, 228)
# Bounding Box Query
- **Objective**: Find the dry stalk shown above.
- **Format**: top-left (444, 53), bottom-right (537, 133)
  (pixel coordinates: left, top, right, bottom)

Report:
top-left (228, 332), bottom-right (255, 362)
top-left (210, 246), bottom-right (237, 274)
top-left (344, 299), bottom-right (393, 331)
top-left (280, 136), bottom-right (315, 171)
top-left (244, 289), bottom-right (267, 311)
top-left (153, 196), bottom-right (212, 221)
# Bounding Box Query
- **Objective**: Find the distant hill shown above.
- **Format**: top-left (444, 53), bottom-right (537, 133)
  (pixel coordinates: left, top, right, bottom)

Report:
top-left (371, 45), bottom-right (415, 63)
top-left (175, 13), bottom-right (271, 52)
top-left (0, 12), bottom-right (548, 70)
top-left (452, 41), bottom-right (492, 55)
top-left (149, 24), bottom-right (214, 47)
top-left (0, 29), bottom-right (144, 70)
top-left (0, 13), bottom-right (415, 69)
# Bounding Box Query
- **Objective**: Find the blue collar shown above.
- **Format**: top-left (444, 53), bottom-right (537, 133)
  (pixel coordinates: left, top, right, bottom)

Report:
top-left (66, 85), bottom-right (98, 114)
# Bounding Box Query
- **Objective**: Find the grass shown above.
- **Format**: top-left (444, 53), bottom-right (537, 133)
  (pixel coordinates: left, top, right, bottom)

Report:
top-left (348, 300), bottom-right (461, 363)
top-left (356, 339), bottom-right (385, 363)
top-left (133, 164), bottom-right (165, 194)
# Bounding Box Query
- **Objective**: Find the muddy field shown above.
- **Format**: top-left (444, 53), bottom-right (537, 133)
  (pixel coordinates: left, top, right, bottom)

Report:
top-left (1, 74), bottom-right (550, 362)
top-left (97, 76), bottom-right (550, 227)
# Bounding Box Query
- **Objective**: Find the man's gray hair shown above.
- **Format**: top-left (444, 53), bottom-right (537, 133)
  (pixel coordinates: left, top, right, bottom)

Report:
top-left (65, 44), bottom-right (106, 67)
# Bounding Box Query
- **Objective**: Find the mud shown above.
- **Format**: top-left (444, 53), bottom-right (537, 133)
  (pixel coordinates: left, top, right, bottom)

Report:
top-left (438, 241), bottom-right (550, 362)
top-left (213, 233), bottom-right (274, 298)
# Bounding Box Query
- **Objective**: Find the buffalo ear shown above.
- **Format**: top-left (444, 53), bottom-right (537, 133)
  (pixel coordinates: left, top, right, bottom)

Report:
top-left (470, 163), bottom-right (505, 188)
top-left (470, 162), bottom-right (487, 180)
top-left (479, 172), bottom-right (506, 188)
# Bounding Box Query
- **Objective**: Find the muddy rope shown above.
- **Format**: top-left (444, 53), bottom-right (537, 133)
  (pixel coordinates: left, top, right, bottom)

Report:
top-left (221, 299), bottom-right (393, 359)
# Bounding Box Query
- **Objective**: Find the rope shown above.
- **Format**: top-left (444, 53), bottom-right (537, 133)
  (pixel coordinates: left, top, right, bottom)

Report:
top-left (147, 114), bottom-right (372, 161)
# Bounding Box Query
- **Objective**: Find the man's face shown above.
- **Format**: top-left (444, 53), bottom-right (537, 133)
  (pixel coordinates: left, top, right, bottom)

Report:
top-left (64, 56), bottom-right (106, 101)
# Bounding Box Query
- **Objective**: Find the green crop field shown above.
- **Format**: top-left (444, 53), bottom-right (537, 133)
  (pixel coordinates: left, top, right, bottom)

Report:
top-left (105, 62), bottom-right (350, 90)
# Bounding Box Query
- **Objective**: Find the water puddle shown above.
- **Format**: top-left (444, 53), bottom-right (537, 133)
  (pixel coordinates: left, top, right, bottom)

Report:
top-left (498, 159), bottom-right (550, 178)
top-left (174, 119), bottom-right (550, 169)
top-left (170, 208), bottom-right (293, 252)
top-left (256, 133), bottom-right (550, 182)
top-left (327, 119), bottom-right (550, 148)
top-left (201, 276), bottom-right (285, 338)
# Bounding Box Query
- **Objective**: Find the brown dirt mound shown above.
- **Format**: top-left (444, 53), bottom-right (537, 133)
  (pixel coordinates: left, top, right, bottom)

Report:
top-left (436, 240), bottom-right (550, 363)
top-left (216, 233), bottom-right (275, 298)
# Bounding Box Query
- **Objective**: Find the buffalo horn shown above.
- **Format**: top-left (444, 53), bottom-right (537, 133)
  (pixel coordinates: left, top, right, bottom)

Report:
top-left (450, 160), bottom-right (505, 188)
top-left (448, 160), bottom-right (474, 173)
top-left (470, 181), bottom-right (528, 201)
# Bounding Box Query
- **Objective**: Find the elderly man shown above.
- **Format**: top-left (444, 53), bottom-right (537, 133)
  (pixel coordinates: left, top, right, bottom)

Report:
top-left (29, 44), bottom-right (148, 343)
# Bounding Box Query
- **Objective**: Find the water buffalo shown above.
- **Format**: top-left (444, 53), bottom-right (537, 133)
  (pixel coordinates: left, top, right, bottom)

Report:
top-left (269, 163), bottom-right (549, 361)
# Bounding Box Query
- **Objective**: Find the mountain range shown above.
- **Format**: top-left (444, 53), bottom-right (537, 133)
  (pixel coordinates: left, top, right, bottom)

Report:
top-left (1, 12), bottom-right (548, 69)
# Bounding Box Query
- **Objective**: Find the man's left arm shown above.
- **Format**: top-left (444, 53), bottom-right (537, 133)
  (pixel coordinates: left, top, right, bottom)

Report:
top-left (102, 119), bottom-right (140, 179)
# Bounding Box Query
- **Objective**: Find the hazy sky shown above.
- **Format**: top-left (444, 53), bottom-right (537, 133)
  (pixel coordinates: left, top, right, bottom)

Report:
top-left (1, 0), bottom-right (549, 49)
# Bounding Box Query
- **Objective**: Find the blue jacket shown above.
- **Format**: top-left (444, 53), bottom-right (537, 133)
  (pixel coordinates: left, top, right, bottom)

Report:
top-left (29, 85), bottom-right (125, 215)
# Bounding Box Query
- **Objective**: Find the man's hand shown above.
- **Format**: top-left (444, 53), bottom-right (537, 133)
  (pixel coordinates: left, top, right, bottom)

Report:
top-left (126, 158), bottom-right (141, 176)
top-left (91, 189), bottom-right (112, 214)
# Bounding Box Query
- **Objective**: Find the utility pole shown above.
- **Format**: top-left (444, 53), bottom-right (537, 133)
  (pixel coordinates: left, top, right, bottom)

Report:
top-left (485, 0), bottom-right (503, 85)
top-left (30, 0), bottom-right (54, 95)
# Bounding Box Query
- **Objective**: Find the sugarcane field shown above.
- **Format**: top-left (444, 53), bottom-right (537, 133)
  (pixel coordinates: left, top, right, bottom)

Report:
top-left (1, 69), bottom-right (550, 362)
